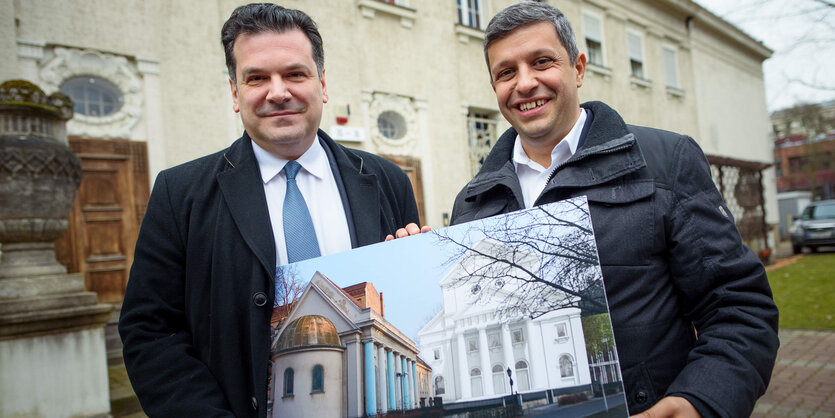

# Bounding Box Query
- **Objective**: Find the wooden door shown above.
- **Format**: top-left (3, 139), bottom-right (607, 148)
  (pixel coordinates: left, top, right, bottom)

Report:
top-left (381, 155), bottom-right (425, 225)
top-left (55, 138), bottom-right (150, 303)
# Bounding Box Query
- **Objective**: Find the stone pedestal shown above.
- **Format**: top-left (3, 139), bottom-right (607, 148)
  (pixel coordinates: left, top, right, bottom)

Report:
top-left (0, 80), bottom-right (112, 417)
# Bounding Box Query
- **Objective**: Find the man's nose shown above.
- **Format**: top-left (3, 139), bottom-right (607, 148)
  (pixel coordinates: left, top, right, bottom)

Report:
top-left (516, 66), bottom-right (538, 94)
top-left (266, 77), bottom-right (291, 103)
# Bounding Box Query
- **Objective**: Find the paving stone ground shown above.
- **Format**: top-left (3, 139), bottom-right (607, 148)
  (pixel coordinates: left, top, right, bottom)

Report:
top-left (752, 329), bottom-right (835, 418)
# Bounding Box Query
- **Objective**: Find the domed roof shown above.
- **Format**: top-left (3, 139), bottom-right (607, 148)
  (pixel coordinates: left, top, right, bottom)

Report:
top-left (275, 315), bottom-right (341, 352)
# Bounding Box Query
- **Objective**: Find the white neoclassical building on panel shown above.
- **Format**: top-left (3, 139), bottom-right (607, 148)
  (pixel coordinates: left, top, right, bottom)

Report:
top-left (418, 239), bottom-right (591, 404)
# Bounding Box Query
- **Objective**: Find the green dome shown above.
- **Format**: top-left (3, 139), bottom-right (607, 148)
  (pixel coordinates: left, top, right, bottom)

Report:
top-left (276, 315), bottom-right (341, 351)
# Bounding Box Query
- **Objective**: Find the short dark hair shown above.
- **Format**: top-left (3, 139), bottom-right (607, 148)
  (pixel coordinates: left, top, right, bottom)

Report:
top-left (221, 3), bottom-right (324, 83)
top-left (483, 1), bottom-right (579, 77)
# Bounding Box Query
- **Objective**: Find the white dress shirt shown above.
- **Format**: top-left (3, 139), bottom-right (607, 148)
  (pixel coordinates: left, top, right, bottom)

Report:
top-left (513, 109), bottom-right (588, 208)
top-left (251, 137), bottom-right (352, 266)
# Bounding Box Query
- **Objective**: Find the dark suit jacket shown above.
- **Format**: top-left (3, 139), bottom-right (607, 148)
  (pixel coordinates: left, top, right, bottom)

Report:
top-left (119, 130), bottom-right (420, 417)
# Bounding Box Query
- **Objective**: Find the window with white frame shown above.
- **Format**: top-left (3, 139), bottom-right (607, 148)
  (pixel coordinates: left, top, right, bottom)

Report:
top-left (512, 328), bottom-right (524, 344)
top-left (559, 354), bottom-right (575, 378)
top-left (435, 375), bottom-right (445, 395)
top-left (467, 336), bottom-right (479, 353)
top-left (582, 13), bottom-right (605, 67)
top-left (515, 360), bottom-right (531, 391)
top-left (457, 0), bottom-right (483, 29)
top-left (556, 322), bottom-right (568, 339)
top-left (626, 30), bottom-right (645, 79)
top-left (488, 332), bottom-right (501, 350)
top-left (492, 364), bottom-right (507, 393)
top-left (470, 368), bottom-right (483, 397)
top-left (467, 110), bottom-right (497, 176)
top-left (433, 348), bottom-right (441, 360)
top-left (663, 45), bottom-right (680, 88)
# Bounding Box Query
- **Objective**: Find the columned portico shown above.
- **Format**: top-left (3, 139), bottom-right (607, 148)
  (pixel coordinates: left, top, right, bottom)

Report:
top-left (526, 320), bottom-right (546, 388)
top-left (364, 341), bottom-right (377, 416)
top-left (456, 332), bottom-right (472, 398)
top-left (501, 324), bottom-right (515, 393)
top-left (478, 327), bottom-right (494, 396)
top-left (394, 352), bottom-right (402, 409)
top-left (402, 356), bottom-right (411, 409)
top-left (378, 345), bottom-right (388, 414)
top-left (387, 350), bottom-right (396, 410)
top-left (411, 360), bottom-right (418, 408)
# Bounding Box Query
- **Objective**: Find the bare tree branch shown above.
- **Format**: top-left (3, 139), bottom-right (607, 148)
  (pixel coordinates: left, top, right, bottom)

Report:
top-left (433, 200), bottom-right (607, 321)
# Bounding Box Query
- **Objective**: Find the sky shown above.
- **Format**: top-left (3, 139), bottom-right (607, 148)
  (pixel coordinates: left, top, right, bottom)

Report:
top-left (695, 0), bottom-right (835, 112)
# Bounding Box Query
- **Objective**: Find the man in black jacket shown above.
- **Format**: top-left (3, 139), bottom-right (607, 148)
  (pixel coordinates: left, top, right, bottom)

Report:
top-left (451, 2), bottom-right (778, 417)
top-left (119, 4), bottom-right (422, 416)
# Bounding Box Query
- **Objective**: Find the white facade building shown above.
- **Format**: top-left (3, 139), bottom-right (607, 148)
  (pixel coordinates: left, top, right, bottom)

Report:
top-left (418, 240), bottom-right (592, 404)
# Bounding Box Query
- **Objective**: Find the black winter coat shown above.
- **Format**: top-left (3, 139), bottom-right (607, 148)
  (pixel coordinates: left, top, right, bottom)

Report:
top-left (451, 101), bottom-right (778, 417)
top-left (119, 130), bottom-right (420, 417)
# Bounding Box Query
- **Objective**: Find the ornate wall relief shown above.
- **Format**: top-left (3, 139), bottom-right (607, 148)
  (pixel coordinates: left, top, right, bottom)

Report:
top-left (38, 47), bottom-right (143, 139)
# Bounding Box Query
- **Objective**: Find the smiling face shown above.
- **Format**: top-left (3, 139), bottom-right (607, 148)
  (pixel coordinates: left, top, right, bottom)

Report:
top-left (487, 21), bottom-right (586, 163)
top-left (230, 29), bottom-right (327, 160)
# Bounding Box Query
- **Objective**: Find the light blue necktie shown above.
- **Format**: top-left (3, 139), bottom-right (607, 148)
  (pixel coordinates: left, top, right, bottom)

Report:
top-left (283, 161), bottom-right (320, 263)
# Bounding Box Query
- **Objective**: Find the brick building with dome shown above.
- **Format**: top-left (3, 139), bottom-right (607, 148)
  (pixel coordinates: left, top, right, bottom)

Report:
top-left (269, 272), bottom-right (433, 417)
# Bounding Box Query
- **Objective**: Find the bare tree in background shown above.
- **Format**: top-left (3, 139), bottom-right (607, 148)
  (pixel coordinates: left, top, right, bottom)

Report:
top-left (272, 264), bottom-right (305, 326)
top-left (433, 198), bottom-right (607, 320)
top-left (703, 0), bottom-right (835, 105)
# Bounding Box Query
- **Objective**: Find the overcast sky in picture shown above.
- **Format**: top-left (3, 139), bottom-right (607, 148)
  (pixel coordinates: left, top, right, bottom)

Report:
top-left (695, 0), bottom-right (835, 112)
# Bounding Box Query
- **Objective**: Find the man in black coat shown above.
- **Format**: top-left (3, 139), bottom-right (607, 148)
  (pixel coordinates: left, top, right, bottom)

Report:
top-left (451, 2), bottom-right (779, 417)
top-left (119, 4), bottom-right (422, 416)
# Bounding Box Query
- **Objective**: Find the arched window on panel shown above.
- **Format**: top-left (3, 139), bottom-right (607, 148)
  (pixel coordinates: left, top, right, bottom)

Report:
top-left (515, 360), bottom-right (531, 391)
top-left (311, 364), bottom-right (324, 393)
top-left (492, 364), bottom-right (506, 394)
top-left (283, 368), bottom-right (294, 396)
top-left (559, 354), bottom-right (574, 378)
top-left (470, 368), bottom-right (483, 397)
top-left (434, 375), bottom-right (445, 395)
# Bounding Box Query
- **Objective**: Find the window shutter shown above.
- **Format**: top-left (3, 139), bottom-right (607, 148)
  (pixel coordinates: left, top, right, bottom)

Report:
top-left (627, 32), bottom-right (643, 62)
top-left (583, 14), bottom-right (602, 43)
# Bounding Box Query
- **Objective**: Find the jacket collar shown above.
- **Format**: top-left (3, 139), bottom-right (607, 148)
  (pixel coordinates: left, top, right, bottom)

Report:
top-left (464, 101), bottom-right (645, 201)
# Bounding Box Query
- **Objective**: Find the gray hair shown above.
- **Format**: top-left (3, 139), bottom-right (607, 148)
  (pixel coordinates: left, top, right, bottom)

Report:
top-left (221, 3), bottom-right (324, 83)
top-left (483, 1), bottom-right (579, 77)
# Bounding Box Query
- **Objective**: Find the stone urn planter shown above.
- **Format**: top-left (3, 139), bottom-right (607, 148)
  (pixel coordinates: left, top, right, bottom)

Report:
top-left (0, 79), bottom-right (81, 279)
top-left (0, 79), bottom-right (112, 417)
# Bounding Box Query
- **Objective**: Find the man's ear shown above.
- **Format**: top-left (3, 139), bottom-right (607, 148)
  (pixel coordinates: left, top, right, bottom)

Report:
top-left (229, 78), bottom-right (240, 113)
top-left (574, 52), bottom-right (587, 88)
top-left (321, 69), bottom-right (328, 104)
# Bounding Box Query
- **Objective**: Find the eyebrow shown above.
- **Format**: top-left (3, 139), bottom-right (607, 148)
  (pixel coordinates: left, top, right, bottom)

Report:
top-left (239, 63), bottom-right (313, 80)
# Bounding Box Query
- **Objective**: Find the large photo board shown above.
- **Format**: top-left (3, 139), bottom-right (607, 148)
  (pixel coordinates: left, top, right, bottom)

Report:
top-left (267, 197), bottom-right (628, 417)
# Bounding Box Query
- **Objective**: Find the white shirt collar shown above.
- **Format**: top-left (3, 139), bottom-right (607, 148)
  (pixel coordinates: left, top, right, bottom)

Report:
top-left (512, 108), bottom-right (587, 173)
top-left (251, 136), bottom-right (329, 184)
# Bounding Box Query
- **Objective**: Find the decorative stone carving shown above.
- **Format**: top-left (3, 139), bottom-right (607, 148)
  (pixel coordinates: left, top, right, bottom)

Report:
top-left (0, 80), bottom-right (81, 278)
top-left (367, 92), bottom-right (418, 155)
top-left (39, 46), bottom-right (143, 139)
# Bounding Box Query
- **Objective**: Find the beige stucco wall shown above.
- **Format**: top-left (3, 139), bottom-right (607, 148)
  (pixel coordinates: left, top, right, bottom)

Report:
top-left (0, 0), bottom-right (17, 79)
top-left (2, 0), bottom-right (776, 227)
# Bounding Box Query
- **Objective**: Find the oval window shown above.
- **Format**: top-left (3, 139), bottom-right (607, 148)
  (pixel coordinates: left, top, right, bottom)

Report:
top-left (60, 76), bottom-right (124, 117)
top-left (377, 111), bottom-right (407, 140)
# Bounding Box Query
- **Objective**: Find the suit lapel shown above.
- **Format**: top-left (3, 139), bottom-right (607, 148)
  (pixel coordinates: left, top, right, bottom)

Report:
top-left (320, 131), bottom-right (382, 247)
top-left (216, 136), bottom-right (276, 276)
top-left (341, 164), bottom-right (381, 247)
